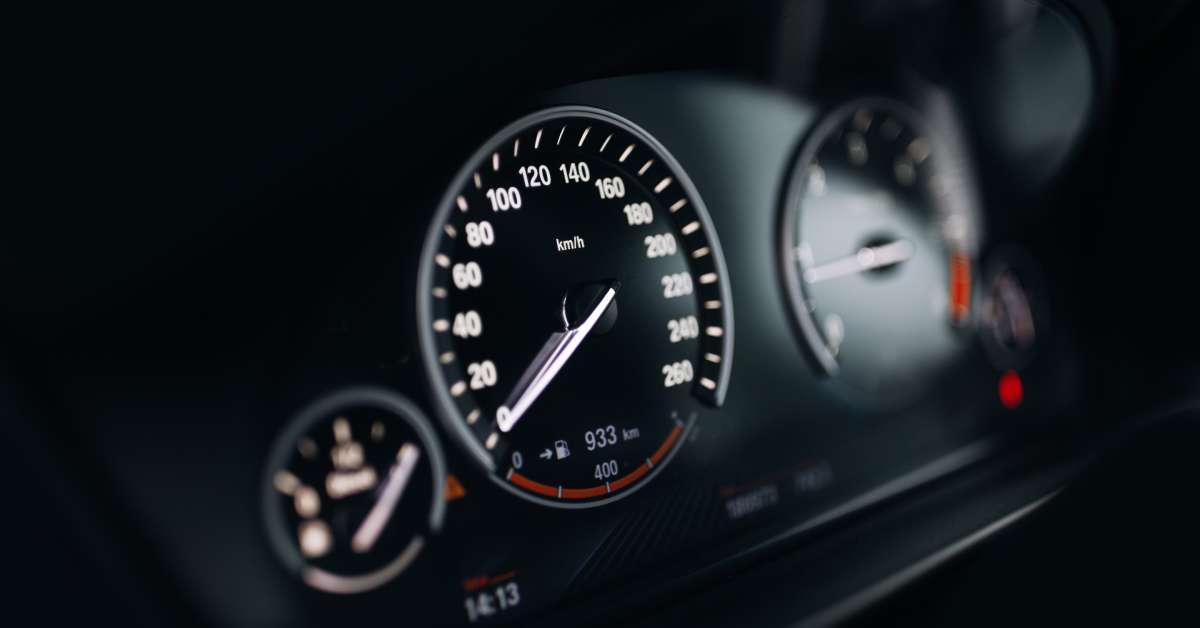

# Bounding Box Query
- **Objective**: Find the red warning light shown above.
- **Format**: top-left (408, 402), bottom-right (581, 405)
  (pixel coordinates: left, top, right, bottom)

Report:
top-left (998, 370), bottom-right (1023, 409)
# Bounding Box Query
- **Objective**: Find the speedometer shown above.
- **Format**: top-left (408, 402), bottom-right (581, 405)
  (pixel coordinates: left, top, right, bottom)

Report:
top-left (418, 106), bottom-right (733, 508)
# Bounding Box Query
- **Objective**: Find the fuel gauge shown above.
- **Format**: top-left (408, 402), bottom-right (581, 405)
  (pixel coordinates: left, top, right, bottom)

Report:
top-left (263, 388), bottom-right (447, 594)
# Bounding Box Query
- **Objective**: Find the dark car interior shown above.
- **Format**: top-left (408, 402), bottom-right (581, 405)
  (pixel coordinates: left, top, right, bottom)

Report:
top-left (6, 1), bottom-right (1200, 625)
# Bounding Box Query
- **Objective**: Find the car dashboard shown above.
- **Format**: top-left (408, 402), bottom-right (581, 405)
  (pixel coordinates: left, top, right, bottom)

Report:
top-left (6, 1), bottom-right (1200, 626)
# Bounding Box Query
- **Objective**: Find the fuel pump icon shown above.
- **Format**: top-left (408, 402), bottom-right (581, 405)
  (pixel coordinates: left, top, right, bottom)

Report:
top-left (553, 440), bottom-right (570, 460)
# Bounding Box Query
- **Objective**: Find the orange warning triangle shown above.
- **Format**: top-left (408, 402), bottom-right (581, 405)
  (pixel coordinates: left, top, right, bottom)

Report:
top-left (445, 474), bottom-right (466, 501)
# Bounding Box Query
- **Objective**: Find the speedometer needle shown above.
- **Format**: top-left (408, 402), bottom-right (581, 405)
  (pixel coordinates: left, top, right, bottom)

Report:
top-left (802, 239), bottom-right (914, 284)
top-left (351, 442), bottom-right (420, 554)
top-left (496, 281), bottom-right (620, 433)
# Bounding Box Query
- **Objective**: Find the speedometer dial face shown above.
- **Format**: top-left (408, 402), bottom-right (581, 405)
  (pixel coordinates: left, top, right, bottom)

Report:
top-left (780, 100), bottom-right (977, 402)
top-left (419, 107), bottom-right (733, 508)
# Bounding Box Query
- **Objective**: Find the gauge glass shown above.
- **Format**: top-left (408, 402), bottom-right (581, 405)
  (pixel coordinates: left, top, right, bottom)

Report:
top-left (419, 106), bottom-right (733, 508)
top-left (263, 389), bottom-right (446, 593)
top-left (781, 100), bottom-right (977, 401)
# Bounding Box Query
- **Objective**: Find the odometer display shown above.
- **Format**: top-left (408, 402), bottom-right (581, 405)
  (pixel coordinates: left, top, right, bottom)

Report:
top-left (419, 107), bottom-right (732, 507)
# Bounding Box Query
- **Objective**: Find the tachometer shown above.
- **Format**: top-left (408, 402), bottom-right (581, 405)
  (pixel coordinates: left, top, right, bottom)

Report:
top-left (418, 106), bottom-right (733, 508)
top-left (780, 99), bottom-right (978, 402)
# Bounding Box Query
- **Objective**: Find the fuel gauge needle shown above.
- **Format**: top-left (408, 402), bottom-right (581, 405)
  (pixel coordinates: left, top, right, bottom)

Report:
top-left (351, 442), bottom-right (420, 553)
top-left (496, 281), bottom-right (620, 433)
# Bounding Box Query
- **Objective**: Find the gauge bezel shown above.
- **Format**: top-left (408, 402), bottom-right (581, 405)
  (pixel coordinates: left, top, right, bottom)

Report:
top-left (261, 387), bottom-right (447, 594)
top-left (778, 96), bottom-right (976, 393)
top-left (979, 244), bottom-right (1051, 371)
top-left (417, 105), bottom-right (733, 509)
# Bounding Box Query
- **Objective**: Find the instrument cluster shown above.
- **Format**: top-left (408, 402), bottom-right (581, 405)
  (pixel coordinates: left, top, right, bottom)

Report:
top-left (255, 70), bottom-right (1071, 626)
top-left (1, 1), bottom-right (1139, 626)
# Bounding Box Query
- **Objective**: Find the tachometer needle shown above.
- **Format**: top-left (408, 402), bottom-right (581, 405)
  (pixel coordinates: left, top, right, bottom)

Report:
top-left (351, 442), bottom-right (420, 554)
top-left (496, 281), bottom-right (620, 433)
top-left (802, 239), bottom-right (914, 284)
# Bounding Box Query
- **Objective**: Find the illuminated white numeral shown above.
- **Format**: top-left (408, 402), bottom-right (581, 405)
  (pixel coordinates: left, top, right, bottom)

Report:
top-left (465, 582), bottom-right (520, 622)
top-left (667, 315), bottom-right (699, 343)
top-left (622, 202), bottom-right (653, 225)
top-left (558, 161), bottom-right (591, 183)
top-left (643, 233), bottom-right (677, 258)
top-left (485, 187), bottom-right (522, 211)
top-left (464, 221), bottom-right (494, 248)
top-left (584, 425), bottom-right (618, 451)
top-left (467, 360), bottom-right (498, 390)
top-left (498, 581), bottom-right (520, 609)
top-left (452, 311), bottom-right (483, 338)
top-left (594, 176), bottom-right (625, 199)
top-left (594, 460), bottom-right (619, 480)
top-left (452, 262), bottom-right (483, 289)
top-left (518, 165), bottom-right (552, 188)
top-left (661, 272), bottom-right (693, 298)
top-left (661, 359), bottom-right (694, 388)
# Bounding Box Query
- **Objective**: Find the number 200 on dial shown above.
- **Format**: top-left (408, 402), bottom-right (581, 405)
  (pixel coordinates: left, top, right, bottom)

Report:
top-left (418, 107), bottom-right (734, 507)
